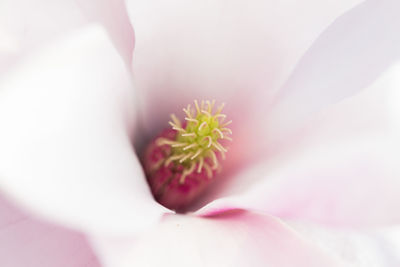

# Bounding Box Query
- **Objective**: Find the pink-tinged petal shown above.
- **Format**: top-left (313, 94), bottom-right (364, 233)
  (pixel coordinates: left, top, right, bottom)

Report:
top-left (125, 0), bottom-right (362, 135)
top-left (92, 211), bottom-right (342, 267)
top-left (0, 0), bottom-right (133, 71)
top-left (267, 0), bottom-right (400, 142)
top-left (0, 26), bottom-right (167, 235)
top-left (0, 193), bottom-right (101, 267)
top-left (199, 63), bottom-right (400, 227)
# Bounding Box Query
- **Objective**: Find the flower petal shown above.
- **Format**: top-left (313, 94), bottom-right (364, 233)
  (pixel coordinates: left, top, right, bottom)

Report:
top-left (125, 0), bottom-right (362, 134)
top-left (290, 222), bottom-right (400, 267)
top-left (0, 0), bottom-right (134, 71)
top-left (0, 193), bottom-right (101, 267)
top-left (199, 63), bottom-right (400, 227)
top-left (208, 0), bottom-right (400, 177)
top-left (267, 0), bottom-right (400, 142)
top-left (92, 211), bottom-right (342, 267)
top-left (0, 25), bottom-right (166, 235)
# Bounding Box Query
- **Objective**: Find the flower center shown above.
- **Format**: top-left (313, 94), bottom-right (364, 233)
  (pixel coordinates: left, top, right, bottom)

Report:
top-left (144, 100), bottom-right (232, 211)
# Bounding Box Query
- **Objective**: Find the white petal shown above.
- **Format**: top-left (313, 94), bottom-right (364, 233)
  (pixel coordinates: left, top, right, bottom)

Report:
top-left (0, 0), bottom-right (134, 71)
top-left (125, 0), bottom-right (362, 134)
top-left (267, 0), bottom-right (400, 141)
top-left (198, 63), bottom-right (400, 227)
top-left (290, 222), bottom-right (400, 267)
top-left (92, 211), bottom-right (342, 267)
top-left (89, 235), bottom-right (138, 267)
top-left (0, 193), bottom-right (101, 267)
top-left (0, 25), bottom-right (166, 235)
top-left (0, 29), bottom-right (19, 73)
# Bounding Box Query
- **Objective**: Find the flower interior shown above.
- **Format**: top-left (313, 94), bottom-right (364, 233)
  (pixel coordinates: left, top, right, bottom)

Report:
top-left (144, 100), bottom-right (232, 211)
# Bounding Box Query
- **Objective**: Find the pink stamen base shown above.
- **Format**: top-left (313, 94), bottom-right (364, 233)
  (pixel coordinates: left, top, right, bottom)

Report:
top-left (144, 129), bottom-right (218, 212)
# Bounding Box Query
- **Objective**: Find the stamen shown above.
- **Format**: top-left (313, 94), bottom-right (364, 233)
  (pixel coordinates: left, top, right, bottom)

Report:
top-left (221, 120), bottom-right (232, 127)
top-left (150, 158), bottom-right (165, 172)
top-left (209, 150), bottom-right (218, 170)
top-left (191, 148), bottom-right (203, 160)
top-left (206, 100), bottom-right (212, 113)
top-left (201, 110), bottom-right (212, 117)
top-left (198, 121), bottom-right (207, 131)
top-left (204, 136), bottom-right (212, 148)
top-left (155, 137), bottom-right (170, 146)
top-left (210, 100), bottom-right (216, 111)
top-left (183, 105), bottom-right (193, 118)
top-left (213, 128), bottom-right (224, 138)
top-left (170, 114), bottom-right (181, 128)
top-left (221, 128), bottom-right (232, 134)
top-left (171, 142), bottom-right (187, 148)
top-left (220, 150), bottom-right (226, 160)
top-left (197, 157), bottom-right (204, 173)
top-left (180, 162), bottom-right (196, 184)
top-left (179, 152), bottom-right (193, 163)
top-left (214, 114), bottom-right (226, 120)
top-left (185, 118), bottom-right (199, 124)
top-left (216, 103), bottom-right (225, 114)
top-left (215, 141), bottom-right (227, 152)
top-left (156, 138), bottom-right (182, 146)
top-left (212, 142), bottom-right (221, 151)
top-left (212, 141), bottom-right (227, 152)
top-left (172, 126), bottom-right (186, 133)
top-left (182, 133), bottom-right (196, 137)
top-left (223, 136), bottom-right (233, 141)
top-left (183, 143), bottom-right (198, 151)
top-left (164, 154), bottom-right (185, 166)
top-left (203, 163), bottom-right (212, 178)
top-left (194, 100), bottom-right (201, 113)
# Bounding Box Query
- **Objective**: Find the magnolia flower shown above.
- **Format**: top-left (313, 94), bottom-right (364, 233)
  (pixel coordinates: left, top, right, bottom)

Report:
top-left (1, 0), bottom-right (400, 267)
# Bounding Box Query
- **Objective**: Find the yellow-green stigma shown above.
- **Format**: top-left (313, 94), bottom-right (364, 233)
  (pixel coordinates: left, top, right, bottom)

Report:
top-left (156, 100), bottom-right (232, 183)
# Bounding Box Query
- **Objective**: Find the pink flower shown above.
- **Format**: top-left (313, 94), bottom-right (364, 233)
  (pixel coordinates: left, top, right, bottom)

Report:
top-left (1, 0), bottom-right (400, 266)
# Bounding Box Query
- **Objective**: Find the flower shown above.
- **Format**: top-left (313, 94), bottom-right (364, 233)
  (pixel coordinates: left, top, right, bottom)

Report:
top-left (1, 0), bottom-right (400, 267)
